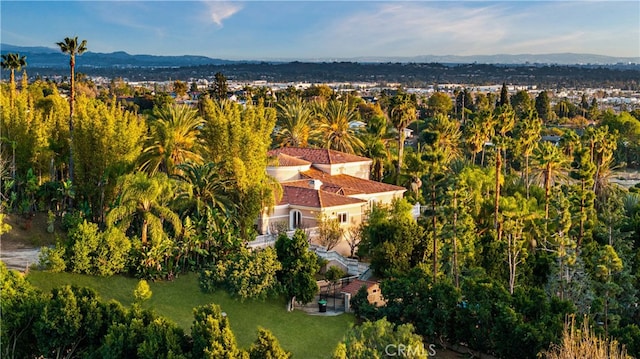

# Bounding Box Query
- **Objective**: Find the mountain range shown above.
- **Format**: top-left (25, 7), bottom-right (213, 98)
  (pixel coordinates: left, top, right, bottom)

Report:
top-left (2, 44), bottom-right (638, 68)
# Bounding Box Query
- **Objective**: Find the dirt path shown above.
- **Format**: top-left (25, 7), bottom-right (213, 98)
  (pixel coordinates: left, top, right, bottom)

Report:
top-left (1, 213), bottom-right (59, 272)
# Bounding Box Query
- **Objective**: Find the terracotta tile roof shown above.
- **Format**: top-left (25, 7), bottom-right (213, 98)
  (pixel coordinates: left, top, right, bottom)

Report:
top-left (268, 153), bottom-right (311, 167)
top-left (268, 147), bottom-right (371, 165)
top-left (281, 179), bottom-right (345, 195)
top-left (301, 168), bottom-right (406, 195)
top-left (341, 279), bottom-right (378, 296)
top-left (279, 185), bottom-right (366, 208)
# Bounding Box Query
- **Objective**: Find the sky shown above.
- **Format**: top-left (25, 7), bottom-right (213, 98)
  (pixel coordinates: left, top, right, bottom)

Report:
top-left (1, 1), bottom-right (639, 60)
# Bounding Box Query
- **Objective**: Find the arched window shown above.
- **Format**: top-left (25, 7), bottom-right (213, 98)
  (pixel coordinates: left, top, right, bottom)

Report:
top-left (290, 210), bottom-right (302, 230)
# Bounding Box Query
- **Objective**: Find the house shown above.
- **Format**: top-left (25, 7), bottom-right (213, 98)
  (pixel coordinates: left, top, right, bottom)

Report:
top-left (257, 147), bottom-right (406, 235)
top-left (341, 279), bottom-right (385, 312)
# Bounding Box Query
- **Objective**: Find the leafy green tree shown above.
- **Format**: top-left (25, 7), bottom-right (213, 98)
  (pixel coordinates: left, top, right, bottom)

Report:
top-left (211, 72), bottom-right (229, 100)
top-left (594, 244), bottom-right (624, 335)
top-left (191, 304), bottom-right (248, 359)
top-left (275, 229), bottom-right (320, 309)
top-left (56, 36), bottom-right (87, 184)
top-left (68, 220), bottom-right (101, 274)
top-left (455, 88), bottom-right (474, 123)
top-left (440, 180), bottom-right (478, 288)
top-left (73, 95), bottom-right (145, 221)
top-left (100, 306), bottom-right (188, 359)
top-left (420, 114), bottom-right (463, 280)
top-left (0, 262), bottom-right (43, 359)
top-left (358, 200), bottom-right (426, 277)
top-left (249, 327), bottom-right (292, 359)
top-left (107, 172), bottom-right (182, 246)
top-left (350, 285), bottom-right (378, 320)
top-left (140, 104), bottom-right (204, 176)
top-left (498, 83), bottom-right (510, 107)
top-left (134, 279), bottom-right (153, 303)
top-left (426, 91), bottom-right (453, 117)
top-left (96, 227), bottom-right (131, 276)
top-left (200, 98), bottom-right (278, 239)
top-left (317, 213), bottom-right (344, 251)
top-left (34, 286), bottom-right (102, 358)
top-left (500, 193), bottom-right (539, 294)
top-left (570, 146), bottom-right (596, 247)
top-left (511, 90), bottom-right (533, 119)
top-left (380, 265), bottom-right (460, 340)
top-left (202, 247), bottom-right (281, 301)
top-left (333, 317), bottom-right (429, 359)
top-left (535, 91), bottom-right (552, 123)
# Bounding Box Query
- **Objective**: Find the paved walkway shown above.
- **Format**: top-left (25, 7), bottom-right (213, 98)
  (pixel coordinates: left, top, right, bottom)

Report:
top-left (1, 247), bottom-right (40, 271)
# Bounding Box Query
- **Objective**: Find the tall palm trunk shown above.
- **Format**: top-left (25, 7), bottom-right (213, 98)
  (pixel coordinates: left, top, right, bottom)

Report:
top-left (431, 183), bottom-right (438, 281)
top-left (141, 219), bottom-right (148, 246)
top-left (452, 189), bottom-right (459, 288)
top-left (544, 163), bottom-right (551, 220)
top-left (9, 69), bottom-right (15, 108)
top-left (524, 153), bottom-right (530, 199)
top-left (396, 131), bottom-right (405, 185)
top-left (68, 56), bottom-right (76, 184)
top-left (494, 149), bottom-right (502, 229)
top-left (578, 179), bottom-right (586, 247)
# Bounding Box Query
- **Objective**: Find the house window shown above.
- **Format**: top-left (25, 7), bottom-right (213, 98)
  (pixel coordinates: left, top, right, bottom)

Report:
top-left (290, 210), bottom-right (302, 230)
top-left (337, 212), bottom-right (348, 224)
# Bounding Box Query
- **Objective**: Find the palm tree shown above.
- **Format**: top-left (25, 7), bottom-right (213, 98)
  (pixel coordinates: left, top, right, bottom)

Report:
top-left (476, 109), bottom-right (496, 166)
top-left (0, 52), bottom-right (27, 108)
top-left (313, 99), bottom-right (363, 154)
top-left (533, 142), bottom-right (569, 220)
top-left (359, 115), bottom-right (391, 181)
top-left (388, 92), bottom-right (417, 184)
top-left (56, 36), bottom-right (87, 183)
top-left (514, 111), bottom-right (542, 198)
top-left (173, 161), bottom-right (236, 220)
top-left (425, 114), bottom-right (462, 164)
top-left (492, 105), bottom-right (516, 228)
top-left (106, 172), bottom-right (182, 246)
top-left (139, 104), bottom-right (204, 175)
top-left (274, 97), bottom-right (312, 147)
top-left (464, 120), bottom-right (485, 165)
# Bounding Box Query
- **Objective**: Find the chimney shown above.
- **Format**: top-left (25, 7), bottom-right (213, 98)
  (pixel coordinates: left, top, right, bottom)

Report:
top-left (309, 179), bottom-right (323, 190)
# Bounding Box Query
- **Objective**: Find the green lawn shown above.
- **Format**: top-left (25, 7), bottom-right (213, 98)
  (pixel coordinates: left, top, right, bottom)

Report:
top-left (27, 271), bottom-right (354, 359)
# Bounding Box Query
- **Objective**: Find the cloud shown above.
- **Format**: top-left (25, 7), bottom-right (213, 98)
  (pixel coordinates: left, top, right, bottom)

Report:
top-left (203, 1), bottom-right (243, 27)
top-left (312, 3), bottom-right (515, 57)
top-left (311, 2), bottom-right (639, 57)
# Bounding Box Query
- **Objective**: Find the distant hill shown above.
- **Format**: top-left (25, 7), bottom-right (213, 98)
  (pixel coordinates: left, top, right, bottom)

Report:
top-left (0, 44), bottom-right (235, 68)
top-left (2, 44), bottom-right (639, 88)
top-left (2, 44), bottom-right (638, 68)
top-left (344, 53), bottom-right (640, 65)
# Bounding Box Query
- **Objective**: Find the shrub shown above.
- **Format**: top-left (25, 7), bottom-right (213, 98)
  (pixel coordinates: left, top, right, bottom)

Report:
top-left (543, 316), bottom-right (629, 359)
top-left (38, 241), bottom-right (66, 272)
